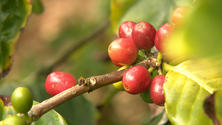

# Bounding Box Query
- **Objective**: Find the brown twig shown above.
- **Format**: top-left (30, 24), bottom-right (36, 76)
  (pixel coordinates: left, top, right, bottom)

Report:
top-left (28, 57), bottom-right (157, 120)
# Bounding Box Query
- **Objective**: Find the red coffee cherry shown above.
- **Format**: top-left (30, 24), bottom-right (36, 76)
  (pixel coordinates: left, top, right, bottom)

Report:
top-left (45, 72), bottom-right (76, 96)
top-left (150, 75), bottom-right (165, 106)
top-left (118, 21), bottom-right (136, 39)
top-left (154, 23), bottom-right (175, 53)
top-left (122, 66), bottom-right (151, 94)
top-left (108, 38), bottom-right (138, 65)
top-left (132, 21), bottom-right (156, 50)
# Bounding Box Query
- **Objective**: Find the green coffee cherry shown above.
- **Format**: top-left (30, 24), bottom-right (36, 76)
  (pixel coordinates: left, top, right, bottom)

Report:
top-left (3, 116), bottom-right (27, 125)
top-left (11, 87), bottom-right (33, 113)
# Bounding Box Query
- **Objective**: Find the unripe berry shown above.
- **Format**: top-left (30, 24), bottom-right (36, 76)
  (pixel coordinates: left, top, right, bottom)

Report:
top-left (45, 72), bottom-right (76, 96)
top-left (132, 21), bottom-right (156, 50)
top-left (3, 116), bottom-right (28, 125)
top-left (11, 87), bottom-right (33, 113)
top-left (150, 75), bottom-right (165, 106)
top-left (122, 66), bottom-right (151, 94)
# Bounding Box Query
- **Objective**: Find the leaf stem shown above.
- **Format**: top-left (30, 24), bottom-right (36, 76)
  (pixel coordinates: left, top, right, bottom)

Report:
top-left (162, 62), bottom-right (174, 72)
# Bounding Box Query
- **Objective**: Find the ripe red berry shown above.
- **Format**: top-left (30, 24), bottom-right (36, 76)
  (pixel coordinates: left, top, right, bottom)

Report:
top-left (132, 21), bottom-right (156, 50)
top-left (45, 72), bottom-right (76, 96)
top-left (150, 75), bottom-right (165, 106)
top-left (122, 66), bottom-right (151, 94)
top-left (108, 38), bottom-right (138, 65)
top-left (154, 23), bottom-right (175, 53)
top-left (118, 21), bottom-right (136, 39)
top-left (171, 6), bottom-right (190, 26)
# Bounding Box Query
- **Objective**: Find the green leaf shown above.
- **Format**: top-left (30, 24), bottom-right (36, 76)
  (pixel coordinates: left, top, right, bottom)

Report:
top-left (110, 0), bottom-right (192, 34)
top-left (140, 87), bottom-right (153, 103)
top-left (32, 0), bottom-right (43, 14)
top-left (164, 59), bottom-right (222, 125)
top-left (165, 0), bottom-right (222, 60)
top-left (0, 0), bottom-right (32, 78)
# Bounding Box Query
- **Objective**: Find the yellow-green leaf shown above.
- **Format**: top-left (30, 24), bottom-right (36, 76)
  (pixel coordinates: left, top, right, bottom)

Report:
top-left (0, 0), bottom-right (32, 78)
top-left (164, 59), bottom-right (222, 125)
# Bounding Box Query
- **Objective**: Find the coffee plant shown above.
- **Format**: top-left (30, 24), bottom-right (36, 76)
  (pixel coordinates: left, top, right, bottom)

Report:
top-left (1, 0), bottom-right (222, 125)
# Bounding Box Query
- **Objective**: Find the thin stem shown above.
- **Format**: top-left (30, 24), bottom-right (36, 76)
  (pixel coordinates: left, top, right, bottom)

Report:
top-left (148, 67), bottom-right (154, 73)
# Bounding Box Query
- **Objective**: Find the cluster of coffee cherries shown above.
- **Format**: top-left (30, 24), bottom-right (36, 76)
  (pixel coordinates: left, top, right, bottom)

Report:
top-left (109, 6), bottom-right (190, 106)
top-left (0, 87), bottom-right (33, 125)
top-left (41, 6), bottom-right (189, 107)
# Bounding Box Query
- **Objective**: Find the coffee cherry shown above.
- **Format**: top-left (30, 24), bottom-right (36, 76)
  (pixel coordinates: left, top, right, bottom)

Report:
top-left (113, 65), bottom-right (130, 91)
top-left (108, 38), bottom-right (138, 65)
top-left (11, 87), bottom-right (33, 113)
top-left (154, 23), bottom-right (175, 53)
top-left (150, 75), bottom-right (165, 106)
top-left (45, 72), bottom-right (76, 96)
top-left (132, 21), bottom-right (156, 50)
top-left (122, 66), bottom-right (151, 94)
top-left (3, 116), bottom-right (28, 125)
top-left (171, 6), bottom-right (190, 26)
top-left (118, 21), bottom-right (136, 39)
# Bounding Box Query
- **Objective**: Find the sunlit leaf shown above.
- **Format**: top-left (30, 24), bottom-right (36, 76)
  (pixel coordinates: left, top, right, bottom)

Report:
top-left (110, 0), bottom-right (192, 34)
top-left (164, 59), bottom-right (222, 125)
top-left (0, 0), bottom-right (32, 78)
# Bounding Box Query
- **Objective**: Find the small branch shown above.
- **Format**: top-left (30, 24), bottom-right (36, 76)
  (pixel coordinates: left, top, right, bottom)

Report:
top-left (28, 57), bottom-right (157, 120)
